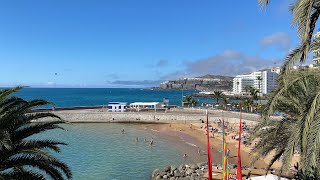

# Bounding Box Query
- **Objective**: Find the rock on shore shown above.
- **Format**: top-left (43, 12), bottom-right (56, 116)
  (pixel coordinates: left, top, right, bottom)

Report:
top-left (151, 162), bottom-right (209, 180)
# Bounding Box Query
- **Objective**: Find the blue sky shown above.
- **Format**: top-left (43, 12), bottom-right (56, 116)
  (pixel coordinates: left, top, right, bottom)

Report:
top-left (0, 0), bottom-right (313, 87)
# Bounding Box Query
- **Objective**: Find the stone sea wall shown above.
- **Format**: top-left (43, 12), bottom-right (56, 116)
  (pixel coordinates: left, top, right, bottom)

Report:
top-left (37, 110), bottom-right (261, 124)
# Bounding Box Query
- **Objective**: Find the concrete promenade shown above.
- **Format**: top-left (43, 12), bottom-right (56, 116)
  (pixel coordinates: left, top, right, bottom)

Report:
top-left (38, 108), bottom-right (270, 124)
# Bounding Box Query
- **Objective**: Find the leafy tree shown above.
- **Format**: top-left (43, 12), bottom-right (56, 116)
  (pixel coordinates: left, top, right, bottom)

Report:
top-left (0, 87), bottom-right (72, 179)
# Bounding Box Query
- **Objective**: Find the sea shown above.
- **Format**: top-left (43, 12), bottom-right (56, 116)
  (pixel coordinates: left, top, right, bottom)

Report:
top-left (13, 88), bottom-right (219, 108)
top-left (10, 88), bottom-right (208, 179)
top-left (33, 123), bottom-right (200, 180)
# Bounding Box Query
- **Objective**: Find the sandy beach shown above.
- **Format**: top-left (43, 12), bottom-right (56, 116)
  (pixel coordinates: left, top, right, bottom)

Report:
top-left (41, 108), bottom-right (293, 178)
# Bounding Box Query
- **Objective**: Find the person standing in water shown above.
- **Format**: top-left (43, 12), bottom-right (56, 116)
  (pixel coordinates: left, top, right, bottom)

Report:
top-left (121, 128), bottom-right (125, 133)
top-left (150, 138), bottom-right (154, 146)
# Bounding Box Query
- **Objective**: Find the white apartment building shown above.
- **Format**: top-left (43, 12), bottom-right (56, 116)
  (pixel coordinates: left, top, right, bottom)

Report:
top-left (233, 67), bottom-right (280, 95)
top-left (313, 30), bottom-right (320, 66)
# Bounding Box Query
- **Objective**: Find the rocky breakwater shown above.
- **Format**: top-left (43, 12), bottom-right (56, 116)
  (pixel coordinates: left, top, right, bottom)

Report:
top-left (151, 162), bottom-right (209, 180)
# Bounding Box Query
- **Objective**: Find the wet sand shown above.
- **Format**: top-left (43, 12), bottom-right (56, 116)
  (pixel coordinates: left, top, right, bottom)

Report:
top-left (142, 122), bottom-right (297, 178)
top-left (140, 123), bottom-right (267, 168)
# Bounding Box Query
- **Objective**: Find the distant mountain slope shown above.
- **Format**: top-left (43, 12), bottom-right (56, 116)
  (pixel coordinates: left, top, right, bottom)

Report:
top-left (159, 74), bottom-right (234, 91)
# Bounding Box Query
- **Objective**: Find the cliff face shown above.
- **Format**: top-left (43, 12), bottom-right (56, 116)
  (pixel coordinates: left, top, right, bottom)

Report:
top-left (159, 75), bottom-right (234, 91)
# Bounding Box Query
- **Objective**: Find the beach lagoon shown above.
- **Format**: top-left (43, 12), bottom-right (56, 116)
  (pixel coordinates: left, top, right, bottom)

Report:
top-left (33, 123), bottom-right (196, 180)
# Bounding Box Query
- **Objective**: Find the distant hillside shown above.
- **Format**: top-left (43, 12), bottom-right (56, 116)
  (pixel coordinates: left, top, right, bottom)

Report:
top-left (159, 74), bottom-right (234, 91)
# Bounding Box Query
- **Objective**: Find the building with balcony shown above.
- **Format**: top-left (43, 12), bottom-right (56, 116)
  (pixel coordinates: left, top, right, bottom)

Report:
top-left (233, 67), bottom-right (280, 95)
top-left (313, 30), bottom-right (320, 66)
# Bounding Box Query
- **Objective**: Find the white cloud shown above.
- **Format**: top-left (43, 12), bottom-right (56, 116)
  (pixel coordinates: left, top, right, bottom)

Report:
top-left (47, 81), bottom-right (55, 85)
top-left (260, 32), bottom-right (291, 51)
top-left (161, 49), bottom-right (282, 79)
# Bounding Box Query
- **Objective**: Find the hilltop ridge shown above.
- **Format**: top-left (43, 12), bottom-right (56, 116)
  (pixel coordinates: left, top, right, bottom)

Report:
top-left (158, 74), bottom-right (234, 91)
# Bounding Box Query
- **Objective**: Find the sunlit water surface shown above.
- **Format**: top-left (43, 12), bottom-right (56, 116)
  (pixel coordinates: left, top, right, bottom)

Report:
top-left (33, 123), bottom-right (194, 180)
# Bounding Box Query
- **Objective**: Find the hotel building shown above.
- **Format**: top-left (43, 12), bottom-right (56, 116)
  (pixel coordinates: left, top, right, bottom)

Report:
top-left (233, 67), bottom-right (280, 95)
top-left (313, 30), bottom-right (320, 66)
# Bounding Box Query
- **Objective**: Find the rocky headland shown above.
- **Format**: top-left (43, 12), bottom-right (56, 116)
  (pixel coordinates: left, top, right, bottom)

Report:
top-left (158, 75), bottom-right (234, 91)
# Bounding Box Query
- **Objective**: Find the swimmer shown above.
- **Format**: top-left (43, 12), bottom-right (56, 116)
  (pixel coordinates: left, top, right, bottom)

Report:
top-left (135, 137), bottom-right (138, 142)
top-left (144, 137), bottom-right (147, 142)
top-left (121, 128), bottom-right (125, 133)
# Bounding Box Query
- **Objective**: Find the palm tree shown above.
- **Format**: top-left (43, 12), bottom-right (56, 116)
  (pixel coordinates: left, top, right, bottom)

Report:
top-left (183, 95), bottom-right (198, 107)
top-left (256, 76), bottom-right (263, 94)
top-left (0, 87), bottom-right (72, 179)
top-left (221, 96), bottom-right (230, 110)
top-left (244, 86), bottom-right (259, 101)
top-left (259, 0), bottom-right (320, 77)
top-left (213, 90), bottom-right (223, 104)
top-left (251, 69), bottom-right (320, 174)
top-left (190, 99), bottom-right (199, 107)
top-left (295, 166), bottom-right (320, 180)
top-left (243, 98), bottom-right (253, 112)
top-left (255, 1), bottom-right (320, 175)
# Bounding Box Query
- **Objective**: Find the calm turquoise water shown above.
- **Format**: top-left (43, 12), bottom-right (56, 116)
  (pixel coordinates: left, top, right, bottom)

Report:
top-left (34, 123), bottom-right (194, 180)
top-left (13, 88), bottom-right (200, 108)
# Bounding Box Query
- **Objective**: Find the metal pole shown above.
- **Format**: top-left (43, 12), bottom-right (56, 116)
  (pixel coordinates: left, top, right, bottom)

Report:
top-left (181, 89), bottom-right (184, 107)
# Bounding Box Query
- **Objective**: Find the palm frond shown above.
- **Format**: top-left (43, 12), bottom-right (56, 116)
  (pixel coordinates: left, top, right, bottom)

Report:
top-left (0, 87), bottom-right (23, 102)
top-left (0, 87), bottom-right (72, 179)
top-left (3, 154), bottom-right (72, 179)
top-left (1, 169), bottom-right (46, 180)
top-left (14, 121), bottom-right (64, 141)
top-left (258, 0), bottom-right (270, 8)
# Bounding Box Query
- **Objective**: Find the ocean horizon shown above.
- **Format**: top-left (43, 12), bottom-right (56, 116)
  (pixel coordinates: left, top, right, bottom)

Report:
top-left (10, 88), bottom-right (205, 108)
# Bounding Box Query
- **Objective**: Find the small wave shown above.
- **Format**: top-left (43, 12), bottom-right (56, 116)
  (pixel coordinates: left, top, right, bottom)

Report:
top-left (177, 135), bottom-right (198, 147)
top-left (150, 129), bottom-right (160, 132)
top-left (185, 141), bottom-right (198, 147)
